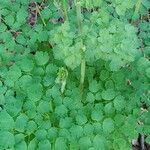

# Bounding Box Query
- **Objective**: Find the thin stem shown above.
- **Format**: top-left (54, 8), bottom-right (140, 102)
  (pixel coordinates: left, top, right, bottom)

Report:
top-left (75, 0), bottom-right (82, 32)
top-left (134, 0), bottom-right (142, 15)
top-left (80, 56), bottom-right (86, 90)
top-left (35, 3), bottom-right (46, 27)
top-left (62, 0), bottom-right (68, 21)
top-left (54, 0), bottom-right (64, 20)
top-left (75, 0), bottom-right (86, 92)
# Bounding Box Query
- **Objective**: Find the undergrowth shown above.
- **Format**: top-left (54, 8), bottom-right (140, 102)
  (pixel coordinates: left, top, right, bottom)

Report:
top-left (0, 0), bottom-right (150, 150)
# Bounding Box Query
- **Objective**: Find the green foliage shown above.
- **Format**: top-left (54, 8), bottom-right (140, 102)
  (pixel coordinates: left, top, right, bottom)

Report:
top-left (0, 0), bottom-right (149, 149)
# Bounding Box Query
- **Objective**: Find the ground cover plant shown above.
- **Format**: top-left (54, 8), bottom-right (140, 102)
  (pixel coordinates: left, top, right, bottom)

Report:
top-left (0, 0), bottom-right (150, 149)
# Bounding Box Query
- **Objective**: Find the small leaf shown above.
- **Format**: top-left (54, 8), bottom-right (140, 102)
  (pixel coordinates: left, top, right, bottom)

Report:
top-left (79, 137), bottom-right (92, 150)
top-left (28, 138), bottom-right (37, 150)
top-left (59, 117), bottom-right (73, 128)
top-left (26, 121), bottom-right (37, 135)
top-left (86, 92), bottom-right (95, 103)
top-left (76, 114), bottom-right (87, 125)
top-left (89, 80), bottom-right (99, 93)
top-left (35, 129), bottom-right (47, 141)
top-left (15, 114), bottom-right (28, 132)
top-left (47, 127), bottom-right (58, 140)
top-left (113, 95), bottom-right (126, 111)
top-left (93, 135), bottom-right (106, 150)
top-left (0, 131), bottom-right (15, 149)
top-left (37, 140), bottom-right (51, 150)
top-left (146, 67), bottom-right (150, 78)
top-left (15, 141), bottom-right (27, 150)
top-left (0, 23), bottom-right (7, 32)
top-left (35, 51), bottom-right (49, 66)
top-left (37, 101), bottom-right (52, 114)
top-left (55, 137), bottom-right (67, 150)
top-left (102, 118), bottom-right (115, 134)
top-left (17, 56), bottom-right (34, 72)
top-left (0, 110), bottom-right (15, 130)
top-left (101, 89), bottom-right (116, 100)
top-left (91, 110), bottom-right (103, 121)
top-left (27, 83), bottom-right (43, 102)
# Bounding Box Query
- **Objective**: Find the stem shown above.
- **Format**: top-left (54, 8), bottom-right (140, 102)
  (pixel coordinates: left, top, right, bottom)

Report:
top-left (80, 57), bottom-right (86, 90)
top-left (134, 0), bottom-right (142, 15)
top-left (62, 0), bottom-right (68, 21)
top-left (75, 0), bottom-right (82, 32)
top-left (36, 3), bottom-right (46, 27)
top-left (54, 0), bottom-right (64, 21)
top-left (75, 0), bottom-right (86, 92)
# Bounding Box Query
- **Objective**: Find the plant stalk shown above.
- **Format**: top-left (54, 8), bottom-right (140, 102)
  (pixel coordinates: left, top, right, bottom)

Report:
top-left (62, 0), bottom-right (68, 21)
top-left (75, 0), bottom-right (82, 32)
top-left (80, 57), bottom-right (86, 90)
top-left (75, 0), bottom-right (86, 90)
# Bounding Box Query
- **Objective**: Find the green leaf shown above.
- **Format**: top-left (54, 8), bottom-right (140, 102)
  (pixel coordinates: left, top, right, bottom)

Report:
top-left (37, 140), bottom-right (51, 150)
top-left (41, 8), bottom-right (52, 20)
top-left (0, 110), bottom-right (14, 130)
top-left (38, 31), bottom-right (49, 42)
top-left (26, 121), bottom-right (37, 135)
top-left (86, 92), bottom-right (95, 103)
top-left (104, 103), bottom-right (115, 115)
top-left (101, 89), bottom-right (116, 100)
top-left (35, 129), bottom-right (47, 141)
top-left (0, 23), bottom-right (7, 32)
top-left (70, 125), bottom-right (83, 139)
top-left (91, 110), bottom-right (103, 121)
top-left (64, 54), bottom-right (81, 70)
top-left (59, 129), bottom-right (71, 139)
top-left (5, 14), bottom-right (15, 27)
top-left (113, 138), bottom-right (128, 150)
top-left (5, 65), bottom-right (22, 87)
top-left (47, 128), bottom-right (58, 140)
top-left (76, 114), bottom-right (87, 125)
top-left (15, 114), bottom-right (28, 132)
top-left (0, 131), bottom-right (15, 149)
top-left (113, 95), bottom-right (126, 111)
top-left (102, 118), bottom-right (115, 134)
top-left (17, 56), bottom-right (34, 72)
top-left (16, 9), bottom-right (28, 25)
top-left (146, 67), bottom-right (150, 78)
top-left (28, 138), bottom-right (37, 150)
top-left (41, 120), bottom-right (51, 130)
top-left (37, 101), bottom-right (52, 114)
top-left (142, 0), bottom-right (150, 8)
top-left (35, 51), bottom-right (49, 66)
top-left (15, 141), bottom-right (27, 150)
top-left (55, 137), bottom-right (67, 150)
top-left (33, 67), bottom-right (45, 76)
top-left (89, 80), bottom-right (99, 93)
top-left (59, 117), bottom-right (73, 128)
top-left (34, 114), bottom-right (43, 126)
top-left (83, 123), bottom-right (94, 135)
top-left (55, 105), bottom-right (68, 117)
top-left (115, 115), bottom-right (125, 127)
top-left (15, 134), bottom-right (24, 144)
top-left (93, 135), bottom-right (106, 150)
top-left (109, 58), bottom-right (123, 71)
top-left (17, 75), bottom-right (32, 90)
top-left (79, 137), bottom-right (92, 150)
top-left (100, 70), bottom-right (109, 81)
top-left (27, 83), bottom-right (43, 102)
top-left (16, 34), bottom-right (27, 45)
top-left (105, 80), bottom-right (114, 89)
